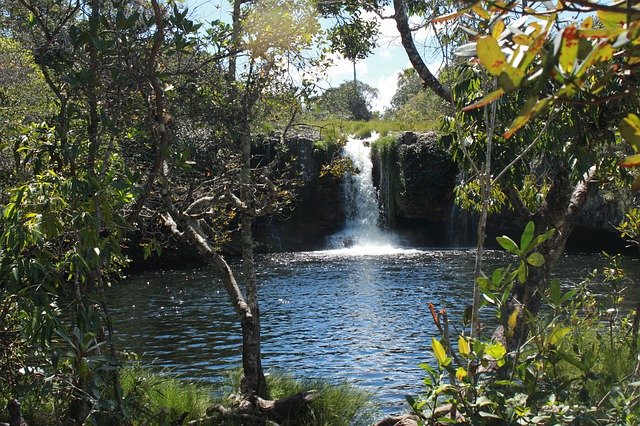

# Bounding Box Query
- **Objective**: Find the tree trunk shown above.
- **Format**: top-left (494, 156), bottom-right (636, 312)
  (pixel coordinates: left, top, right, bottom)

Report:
top-left (498, 166), bottom-right (598, 349)
top-left (392, 0), bottom-right (451, 102)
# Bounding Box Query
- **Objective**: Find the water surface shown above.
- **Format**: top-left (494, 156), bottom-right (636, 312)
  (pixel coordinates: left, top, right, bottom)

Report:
top-left (110, 248), bottom-right (640, 415)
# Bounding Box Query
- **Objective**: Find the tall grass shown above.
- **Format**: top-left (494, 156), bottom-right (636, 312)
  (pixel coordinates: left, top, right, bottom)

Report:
top-left (120, 366), bottom-right (215, 424)
top-left (119, 366), bottom-right (374, 426)
top-left (309, 118), bottom-right (439, 142)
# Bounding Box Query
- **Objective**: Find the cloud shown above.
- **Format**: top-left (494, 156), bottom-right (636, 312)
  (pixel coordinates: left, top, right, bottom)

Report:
top-left (324, 53), bottom-right (369, 87)
top-left (371, 70), bottom-right (401, 112)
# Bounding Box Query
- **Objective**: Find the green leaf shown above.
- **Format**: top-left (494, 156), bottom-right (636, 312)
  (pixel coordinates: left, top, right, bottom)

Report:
top-left (549, 326), bottom-right (572, 346)
top-left (520, 221), bottom-right (535, 252)
top-left (549, 278), bottom-right (562, 304)
top-left (620, 113), bottom-right (640, 152)
top-left (526, 252), bottom-right (545, 267)
top-left (496, 236), bottom-right (519, 254)
top-left (517, 261), bottom-right (527, 283)
top-left (477, 35), bottom-right (507, 76)
top-left (486, 342), bottom-right (507, 364)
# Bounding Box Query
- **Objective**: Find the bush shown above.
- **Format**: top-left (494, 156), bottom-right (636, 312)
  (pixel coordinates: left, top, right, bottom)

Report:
top-left (408, 223), bottom-right (640, 425)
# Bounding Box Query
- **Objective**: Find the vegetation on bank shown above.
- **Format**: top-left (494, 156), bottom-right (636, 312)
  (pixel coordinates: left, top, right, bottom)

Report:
top-left (0, 365), bottom-right (373, 425)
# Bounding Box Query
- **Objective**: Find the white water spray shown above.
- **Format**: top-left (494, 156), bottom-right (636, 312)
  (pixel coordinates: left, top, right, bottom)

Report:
top-left (327, 133), bottom-right (401, 254)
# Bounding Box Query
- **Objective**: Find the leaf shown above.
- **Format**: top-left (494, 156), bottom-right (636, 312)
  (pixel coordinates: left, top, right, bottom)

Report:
top-left (559, 25), bottom-right (579, 74)
top-left (581, 16), bottom-right (594, 29)
top-left (520, 31), bottom-right (548, 69)
top-left (549, 278), bottom-right (562, 304)
top-left (504, 97), bottom-right (550, 139)
top-left (455, 367), bottom-right (468, 380)
top-left (578, 28), bottom-right (625, 39)
top-left (471, 3), bottom-right (491, 20)
top-left (517, 261), bottom-right (527, 283)
top-left (498, 66), bottom-right (525, 92)
top-left (432, 7), bottom-right (470, 23)
top-left (619, 154), bottom-right (640, 168)
top-left (507, 309), bottom-right (519, 332)
top-left (620, 114), bottom-right (640, 152)
top-left (458, 336), bottom-right (470, 356)
top-left (432, 338), bottom-right (449, 366)
top-left (549, 326), bottom-right (571, 346)
top-left (496, 236), bottom-right (519, 254)
top-left (477, 35), bottom-right (506, 76)
top-left (462, 88), bottom-right (505, 111)
top-left (632, 175), bottom-right (640, 192)
top-left (520, 221), bottom-right (535, 252)
top-left (486, 342), bottom-right (507, 361)
top-left (492, 19), bottom-right (505, 40)
top-left (597, 10), bottom-right (628, 29)
top-left (526, 252), bottom-right (545, 267)
top-left (575, 41), bottom-right (614, 78)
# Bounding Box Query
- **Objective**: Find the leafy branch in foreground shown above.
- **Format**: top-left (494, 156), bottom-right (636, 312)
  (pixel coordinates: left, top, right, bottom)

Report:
top-left (410, 222), bottom-right (640, 425)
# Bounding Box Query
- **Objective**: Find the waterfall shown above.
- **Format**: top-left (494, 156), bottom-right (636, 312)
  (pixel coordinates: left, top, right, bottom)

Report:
top-left (328, 132), bottom-right (399, 252)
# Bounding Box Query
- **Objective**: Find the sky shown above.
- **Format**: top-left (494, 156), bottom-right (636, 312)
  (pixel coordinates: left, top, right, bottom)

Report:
top-left (185, 1), bottom-right (443, 112)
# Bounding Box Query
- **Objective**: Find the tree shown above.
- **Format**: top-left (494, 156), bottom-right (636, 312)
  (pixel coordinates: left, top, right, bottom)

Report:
top-left (0, 0), bottom-right (199, 421)
top-left (153, 0), bottom-right (324, 414)
top-left (386, 67), bottom-right (449, 126)
top-left (308, 79), bottom-right (378, 121)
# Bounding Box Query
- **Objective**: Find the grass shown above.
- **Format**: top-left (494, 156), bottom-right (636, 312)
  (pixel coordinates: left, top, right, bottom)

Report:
top-left (262, 371), bottom-right (375, 426)
top-left (308, 118), bottom-right (439, 143)
top-left (121, 366), bottom-right (374, 425)
top-left (120, 366), bottom-right (216, 424)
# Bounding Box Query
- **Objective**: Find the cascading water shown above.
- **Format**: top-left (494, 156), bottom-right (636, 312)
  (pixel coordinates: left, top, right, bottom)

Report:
top-left (328, 132), bottom-right (399, 253)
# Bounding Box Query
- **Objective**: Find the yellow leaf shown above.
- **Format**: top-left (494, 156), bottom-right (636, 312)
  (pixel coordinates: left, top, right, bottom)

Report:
top-left (549, 326), bottom-right (571, 346)
top-left (471, 3), bottom-right (491, 20)
top-left (597, 10), bottom-right (628, 29)
top-left (432, 8), bottom-right (470, 24)
top-left (432, 338), bottom-right (448, 366)
top-left (513, 34), bottom-right (532, 45)
top-left (619, 154), bottom-right (640, 168)
top-left (458, 336), bottom-right (470, 356)
top-left (455, 367), bottom-right (468, 381)
top-left (507, 309), bottom-right (519, 332)
top-left (581, 16), bottom-right (594, 29)
top-left (504, 97), bottom-right (550, 139)
top-left (492, 19), bottom-right (505, 39)
top-left (578, 28), bottom-right (625, 39)
top-left (620, 113), bottom-right (640, 151)
top-left (521, 31), bottom-right (548, 69)
top-left (477, 35), bottom-right (506, 76)
top-left (462, 88), bottom-right (505, 111)
top-left (559, 25), bottom-right (579, 74)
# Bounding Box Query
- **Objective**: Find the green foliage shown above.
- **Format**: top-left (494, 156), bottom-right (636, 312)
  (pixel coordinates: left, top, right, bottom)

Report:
top-left (307, 80), bottom-right (378, 121)
top-left (385, 68), bottom-right (449, 130)
top-left (119, 366), bottom-right (215, 424)
top-left (222, 370), bottom-right (374, 426)
top-left (308, 118), bottom-right (438, 140)
top-left (409, 223), bottom-right (640, 425)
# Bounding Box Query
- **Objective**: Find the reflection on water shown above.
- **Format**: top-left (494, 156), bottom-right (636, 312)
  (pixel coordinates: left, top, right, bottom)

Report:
top-left (110, 249), bottom-right (640, 415)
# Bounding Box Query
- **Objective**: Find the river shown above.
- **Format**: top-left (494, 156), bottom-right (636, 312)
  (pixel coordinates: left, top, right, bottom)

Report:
top-left (110, 134), bottom-right (640, 416)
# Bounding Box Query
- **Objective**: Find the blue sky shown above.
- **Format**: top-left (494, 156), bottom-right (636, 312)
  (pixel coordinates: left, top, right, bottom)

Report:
top-left (185, 1), bottom-right (442, 112)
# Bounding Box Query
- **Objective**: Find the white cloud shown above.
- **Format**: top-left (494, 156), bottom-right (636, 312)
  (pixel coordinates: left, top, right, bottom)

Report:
top-left (371, 71), bottom-right (401, 112)
top-left (324, 53), bottom-right (369, 88)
